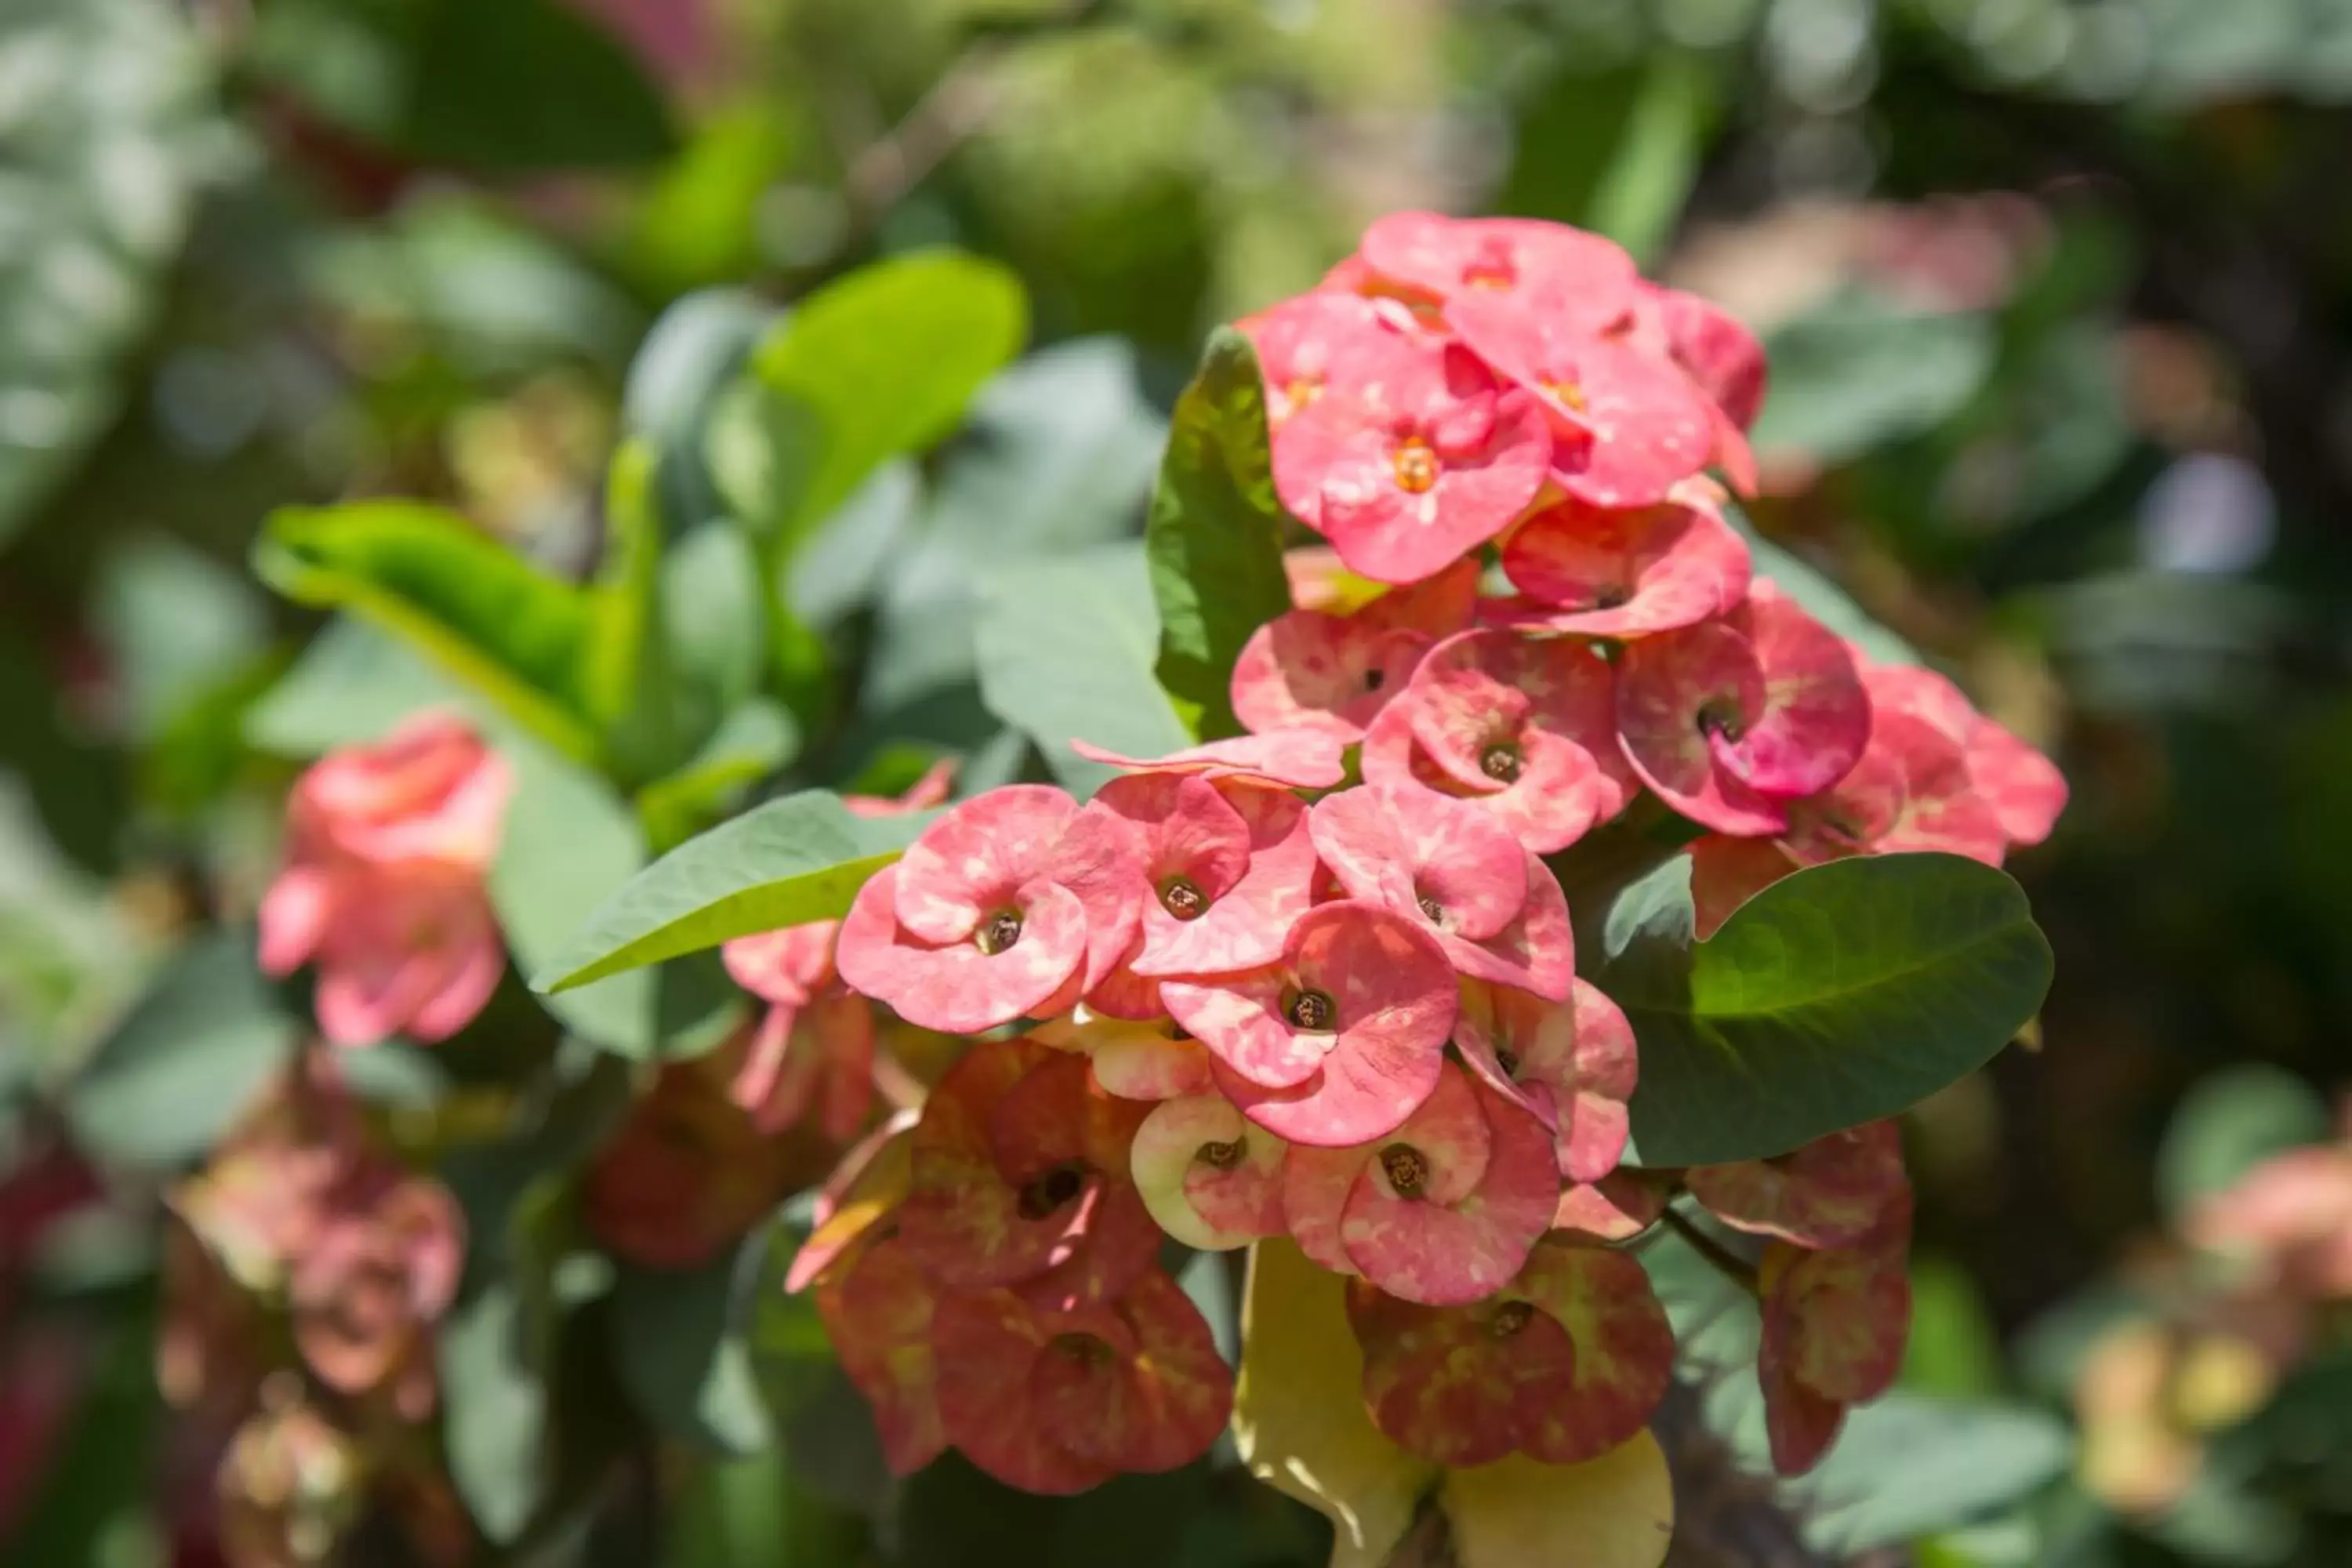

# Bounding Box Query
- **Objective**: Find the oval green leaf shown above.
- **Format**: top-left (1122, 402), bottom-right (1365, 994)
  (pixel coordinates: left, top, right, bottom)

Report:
top-left (532, 789), bottom-right (935, 993)
top-left (1600, 851), bottom-right (2053, 1166)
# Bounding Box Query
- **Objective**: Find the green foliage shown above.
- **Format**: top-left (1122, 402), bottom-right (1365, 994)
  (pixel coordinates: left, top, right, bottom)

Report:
top-left (534, 792), bottom-right (936, 993)
top-left (608, 1231), bottom-right (779, 1457)
top-left (2156, 1065), bottom-right (2332, 1223)
top-left (1750, 292), bottom-right (1998, 466)
top-left (1146, 328), bottom-right (1295, 740)
top-left (1601, 852), bottom-right (2053, 1166)
top-left (405, 0), bottom-right (675, 172)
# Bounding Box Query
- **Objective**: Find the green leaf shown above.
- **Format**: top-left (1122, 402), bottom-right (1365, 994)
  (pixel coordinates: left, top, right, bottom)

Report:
top-left (586, 439), bottom-right (677, 781)
top-left (245, 617), bottom-right (488, 757)
top-left (533, 791), bottom-right (935, 993)
top-left (1145, 328), bottom-right (1294, 741)
top-left (711, 250), bottom-right (1028, 556)
top-left (2157, 1065), bottom-right (2332, 1224)
top-left (975, 544), bottom-right (1193, 795)
top-left (403, 0), bottom-right (675, 172)
top-left (440, 1279), bottom-right (545, 1544)
top-left (1750, 289), bottom-right (1996, 466)
top-left (1724, 502), bottom-right (1922, 667)
top-left (1581, 53), bottom-right (1711, 266)
top-left (1600, 852), bottom-right (2053, 1166)
top-left (608, 1232), bottom-right (779, 1457)
top-left (255, 502), bottom-right (600, 764)
top-left (636, 699), bottom-right (801, 854)
top-left (63, 927), bottom-right (295, 1169)
top-left (660, 520), bottom-right (772, 752)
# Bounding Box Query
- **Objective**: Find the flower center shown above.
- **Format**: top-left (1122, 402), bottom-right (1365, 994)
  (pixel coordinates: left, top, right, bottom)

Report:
top-left (1695, 700), bottom-right (1744, 743)
top-left (1392, 437), bottom-right (1439, 495)
top-left (1379, 1144), bottom-right (1430, 1198)
top-left (1494, 1047), bottom-right (1519, 1078)
top-left (977, 910), bottom-right (1025, 954)
top-left (1050, 1332), bottom-right (1114, 1367)
top-left (1480, 743), bottom-right (1523, 782)
top-left (1416, 894), bottom-right (1445, 926)
top-left (1015, 1163), bottom-right (1087, 1220)
top-left (1283, 377), bottom-right (1323, 416)
top-left (1363, 666), bottom-right (1386, 692)
top-left (1541, 377), bottom-right (1589, 413)
top-left (1286, 989), bottom-right (1336, 1032)
top-left (1160, 877), bottom-right (1208, 920)
top-left (1196, 1138), bottom-right (1246, 1171)
top-left (1490, 1301), bottom-right (1534, 1338)
top-left (1592, 583), bottom-right (1629, 609)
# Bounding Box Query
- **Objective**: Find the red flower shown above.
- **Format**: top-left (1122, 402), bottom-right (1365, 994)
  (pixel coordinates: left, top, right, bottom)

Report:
top-left (583, 1059), bottom-right (807, 1269)
top-left (1163, 902), bottom-right (1457, 1149)
top-left (1086, 775), bottom-right (1318, 979)
top-left (1758, 1232), bottom-right (1912, 1475)
top-left (1494, 487), bottom-right (1751, 639)
top-left (815, 1235), bottom-right (948, 1476)
top-left (1454, 978), bottom-right (1637, 1183)
top-left (1686, 1122), bottom-right (1912, 1250)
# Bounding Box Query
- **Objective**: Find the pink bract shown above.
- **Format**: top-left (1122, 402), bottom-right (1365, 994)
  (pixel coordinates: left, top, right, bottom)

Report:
top-left (1450, 286), bottom-right (1716, 510)
top-left (1271, 332), bottom-right (1552, 586)
top-left (1780, 710), bottom-right (2007, 867)
top-left (296, 875), bottom-right (506, 1047)
top-left (1689, 834), bottom-right (1802, 940)
top-left (1864, 664), bottom-right (2067, 848)
top-left (1130, 1093), bottom-right (1287, 1250)
top-left (1359, 212), bottom-right (1639, 330)
top-left (1454, 978), bottom-right (1635, 1183)
top-left (1615, 588), bottom-right (1870, 834)
top-left (722, 921), bottom-right (837, 1007)
top-left (1650, 284), bottom-right (1768, 494)
top-left (1308, 785), bottom-right (1574, 1000)
top-left (281, 713), bottom-right (510, 870)
top-left (1229, 609), bottom-right (1430, 740)
top-left (1686, 1122), bottom-right (1912, 1250)
top-left (1283, 1064), bottom-right (1558, 1305)
top-left (815, 1234), bottom-right (947, 1476)
top-left (728, 985), bottom-right (877, 1142)
top-left (1072, 728), bottom-right (1348, 790)
top-left (1164, 902), bottom-right (1458, 1149)
top-left (1759, 1236), bottom-right (1913, 1476)
top-left (1362, 629), bottom-right (1635, 853)
top-left (1087, 775), bottom-right (1318, 979)
top-left (1239, 289), bottom-right (1420, 430)
top-left (1495, 490), bottom-right (1752, 639)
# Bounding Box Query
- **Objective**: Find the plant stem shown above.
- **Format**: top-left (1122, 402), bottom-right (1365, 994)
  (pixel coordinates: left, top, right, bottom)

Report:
top-left (1665, 1207), bottom-right (1761, 1297)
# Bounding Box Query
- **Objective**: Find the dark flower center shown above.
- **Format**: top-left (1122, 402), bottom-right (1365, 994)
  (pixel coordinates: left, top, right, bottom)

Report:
top-left (1379, 1143), bottom-right (1430, 1198)
top-left (1416, 894), bottom-right (1445, 925)
top-left (1480, 744), bottom-right (1523, 782)
top-left (1160, 878), bottom-right (1208, 920)
top-left (1287, 989), bottom-right (1336, 1032)
top-left (1490, 1301), bottom-right (1535, 1338)
top-left (1695, 700), bottom-right (1744, 742)
top-left (1363, 667), bottom-right (1387, 692)
top-left (1196, 1138), bottom-right (1246, 1171)
top-left (1592, 584), bottom-right (1630, 609)
top-left (977, 910), bottom-right (1025, 954)
top-left (1050, 1332), bottom-right (1113, 1367)
top-left (1494, 1047), bottom-right (1519, 1078)
top-left (1016, 1163), bottom-right (1086, 1220)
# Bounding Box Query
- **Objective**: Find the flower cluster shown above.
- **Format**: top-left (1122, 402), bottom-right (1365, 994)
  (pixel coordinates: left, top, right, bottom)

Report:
top-left (714, 212), bottom-right (2071, 1491)
top-left (260, 715), bottom-right (512, 1047)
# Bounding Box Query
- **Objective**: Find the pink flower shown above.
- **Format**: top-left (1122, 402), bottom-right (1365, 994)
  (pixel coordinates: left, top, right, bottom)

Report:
top-left (1228, 608), bottom-right (1432, 741)
top-left (1759, 1232), bottom-right (1912, 1476)
top-left (835, 786), bottom-right (1138, 1035)
top-left (1356, 212), bottom-right (1639, 332)
top-left (1130, 1093), bottom-right (1288, 1250)
top-left (1493, 486), bottom-right (1752, 639)
top-left (1777, 709), bottom-right (2008, 866)
top-left (1689, 833), bottom-right (1805, 940)
top-left (1454, 978), bottom-right (1637, 1183)
top-left (1072, 727), bottom-right (1348, 790)
top-left (1163, 902), bottom-right (1458, 1149)
top-left (1615, 586), bottom-right (1871, 835)
top-left (722, 924), bottom-right (877, 1141)
top-left (1643, 284), bottom-right (1769, 495)
top-left (1686, 1122), bottom-right (1913, 1250)
top-left (1240, 289), bottom-right (1421, 430)
top-left (1282, 1062), bottom-right (1557, 1304)
top-left (1086, 775), bottom-right (1318, 979)
top-left (1863, 663), bottom-right (2066, 849)
top-left (815, 1234), bottom-right (947, 1476)
top-left (260, 715), bottom-right (513, 1046)
top-left (289, 1175), bottom-right (464, 1421)
top-left (1308, 785), bottom-right (1574, 1000)
top-left (1450, 285), bottom-right (1716, 510)
top-left (1272, 331), bottom-right (1552, 586)
top-left (2188, 1143), bottom-right (2352, 1301)
top-left (1362, 629), bottom-right (1635, 853)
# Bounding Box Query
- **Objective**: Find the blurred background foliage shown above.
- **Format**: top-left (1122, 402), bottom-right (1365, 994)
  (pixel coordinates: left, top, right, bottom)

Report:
top-left (7, 0), bottom-right (2352, 1564)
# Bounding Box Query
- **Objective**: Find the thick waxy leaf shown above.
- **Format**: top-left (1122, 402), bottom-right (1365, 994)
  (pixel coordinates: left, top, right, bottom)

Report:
top-left (255, 502), bottom-right (600, 763)
top-left (1441, 1438), bottom-right (1675, 1568)
top-left (1750, 290), bottom-right (1994, 466)
top-left (1233, 1238), bottom-right (1436, 1568)
top-left (63, 928), bottom-right (295, 1169)
top-left (608, 1231), bottom-right (779, 1457)
top-left (1601, 852), bottom-right (2052, 1166)
top-left (975, 544), bottom-right (1194, 795)
top-left (534, 790), bottom-right (934, 993)
top-left (711, 251), bottom-right (1027, 557)
top-left (1145, 328), bottom-right (1295, 740)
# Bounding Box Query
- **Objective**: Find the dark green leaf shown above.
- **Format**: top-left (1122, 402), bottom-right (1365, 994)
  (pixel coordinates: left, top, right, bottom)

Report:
top-left (1145, 328), bottom-right (1293, 740)
top-left (608, 1234), bottom-right (779, 1457)
top-left (403, 0), bottom-right (674, 172)
top-left (1750, 289), bottom-right (1995, 466)
top-left (255, 502), bottom-right (600, 763)
top-left (636, 699), bottom-right (800, 854)
top-left (976, 544), bottom-right (1193, 795)
top-left (64, 928), bottom-right (295, 1169)
top-left (533, 791), bottom-right (935, 993)
top-left (1581, 53), bottom-right (1711, 265)
top-left (586, 439), bottom-right (675, 782)
top-left (2157, 1065), bottom-right (2332, 1224)
top-left (1601, 852), bottom-right (2053, 1165)
top-left (710, 250), bottom-right (1027, 557)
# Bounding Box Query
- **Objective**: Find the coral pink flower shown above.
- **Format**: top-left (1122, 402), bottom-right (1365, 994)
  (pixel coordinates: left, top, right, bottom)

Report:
top-left (1271, 331), bottom-right (1552, 586)
top-left (1229, 608), bottom-right (1432, 740)
top-left (722, 923), bottom-right (878, 1140)
top-left (1454, 978), bottom-right (1637, 1183)
top-left (1282, 1062), bottom-right (1558, 1304)
top-left (1450, 286), bottom-right (1716, 510)
top-left (2188, 1143), bottom-right (2352, 1300)
top-left (1686, 1122), bottom-right (1912, 1250)
top-left (1130, 1093), bottom-right (1288, 1250)
top-left (1163, 902), bottom-right (1457, 1149)
top-left (1073, 728), bottom-right (1348, 790)
top-left (1240, 289), bottom-right (1421, 430)
top-left (260, 715), bottom-right (512, 1046)
top-left (1494, 488), bottom-right (1752, 639)
top-left (1349, 1240), bottom-right (1672, 1466)
top-left (583, 1059), bottom-right (804, 1269)
top-left (1032, 1011), bottom-right (1215, 1102)
top-left (1779, 710), bottom-right (2008, 866)
top-left (1085, 775), bottom-right (1318, 978)
top-left (898, 1042), bottom-right (1160, 1312)
top-left (1362, 629), bottom-right (1635, 853)
top-left (1863, 664), bottom-right (2066, 849)
top-left (289, 1177), bottom-right (463, 1421)
top-left (815, 1234), bottom-right (947, 1475)
top-left (1358, 212), bottom-right (1639, 331)
top-left (1758, 1233), bottom-right (1912, 1476)
top-left (836, 786), bottom-right (1138, 1035)
top-left (933, 1268), bottom-right (1233, 1494)
top-left (1552, 1168), bottom-right (1671, 1242)
top-left (1647, 284), bottom-right (1768, 494)
top-left (1615, 586), bottom-right (1870, 835)
top-left (844, 756), bottom-right (958, 817)
top-left (1308, 785), bottom-right (1573, 1000)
